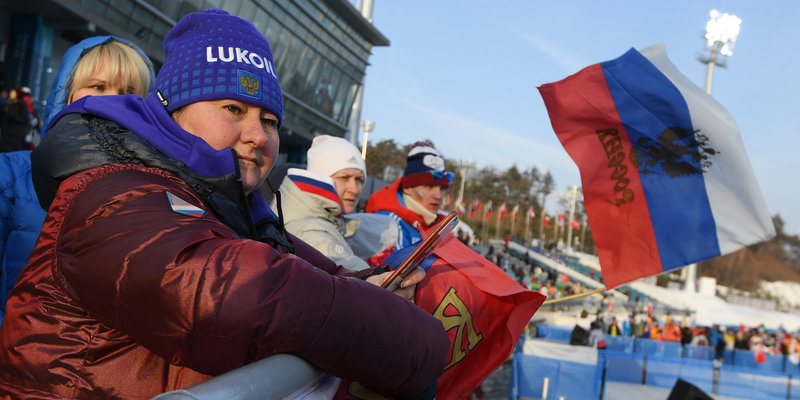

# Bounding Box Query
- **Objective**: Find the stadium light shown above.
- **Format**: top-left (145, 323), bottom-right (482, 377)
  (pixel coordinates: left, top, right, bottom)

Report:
top-left (686, 10), bottom-right (742, 293)
top-left (699, 9), bottom-right (742, 94)
top-left (359, 120), bottom-right (375, 160)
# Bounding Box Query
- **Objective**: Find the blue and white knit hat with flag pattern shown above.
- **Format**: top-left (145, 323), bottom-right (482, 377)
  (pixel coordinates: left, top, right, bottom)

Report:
top-left (401, 142), bottom-right (450, 189)
top-left (155, 9), bottom-right (283, 128)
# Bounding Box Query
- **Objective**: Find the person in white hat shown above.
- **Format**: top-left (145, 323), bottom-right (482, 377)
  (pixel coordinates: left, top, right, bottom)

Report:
top-left (273, 135), bottom-right (397, 270)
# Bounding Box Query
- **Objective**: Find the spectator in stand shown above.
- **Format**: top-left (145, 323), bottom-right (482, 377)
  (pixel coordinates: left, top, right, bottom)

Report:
top-left (366, 142), bottom-right (453, 249)
top-left (538, 282), bottom-right (549, 297)
top-left (690, 327), bottom-right (708, 346)
top-left (663, 316), bottom-right (682, 342)
top-left (650, 321), bottom-right (663, 340)
top-left (734, 329), bottom-right (750, 350)
top-left (621, 314), bottom-right (633, 336)
top-left (0, 88), bottom-right (30, 152)
top-left (680, 325), bottom-right (694, 345)
top-left (0, 88), bottom-right (8, 115)
top-left (723, 328), bottom-right (735, 351)
top-left (709, 325), bottom-right (725, 360)
top-left (604, 292), bottom-right (616, 314)
top-left (589, 319), bottom-right (606, 349)
top-left (633, 314), bottom-right (645, 338)
top-left (18, 86), bottom-right (34, 115)
top-left (607, 316), bottom-right (621, 336)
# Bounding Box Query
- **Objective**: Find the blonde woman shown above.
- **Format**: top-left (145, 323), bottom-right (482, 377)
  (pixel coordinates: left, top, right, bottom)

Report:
top-left (0, 36), bottom-right (154, 324)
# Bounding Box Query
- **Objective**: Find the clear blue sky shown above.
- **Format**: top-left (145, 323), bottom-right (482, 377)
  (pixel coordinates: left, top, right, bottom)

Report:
top-left (359, 1), bottom-right (800, 236)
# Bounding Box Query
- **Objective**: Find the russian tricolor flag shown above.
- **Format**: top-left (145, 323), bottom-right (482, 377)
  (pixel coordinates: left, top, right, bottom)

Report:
top-left (539, 44), bottom-right (774, 289)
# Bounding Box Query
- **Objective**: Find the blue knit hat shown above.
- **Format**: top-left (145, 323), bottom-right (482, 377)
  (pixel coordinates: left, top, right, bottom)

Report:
top-left (155, 9), bottom-right (283, 127)
top-left (401, 142), bottom-right (452, 189)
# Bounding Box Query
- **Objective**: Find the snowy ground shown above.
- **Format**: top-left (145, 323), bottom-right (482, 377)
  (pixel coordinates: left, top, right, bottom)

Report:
top-left (628, 281), bottom-right (800, 331)
top-left (501, 241), bottom-right (800, 331)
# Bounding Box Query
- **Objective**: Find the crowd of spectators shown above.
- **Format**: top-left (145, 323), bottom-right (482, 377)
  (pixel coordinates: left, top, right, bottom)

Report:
top-left (486, 240), bottom-right (800, 366)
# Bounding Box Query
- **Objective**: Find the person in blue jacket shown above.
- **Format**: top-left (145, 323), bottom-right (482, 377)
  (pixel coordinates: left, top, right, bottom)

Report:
top-left (0, 36), bottom-right (154, 323)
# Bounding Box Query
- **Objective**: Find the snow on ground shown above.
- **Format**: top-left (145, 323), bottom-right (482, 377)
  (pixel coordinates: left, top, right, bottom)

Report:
top-left (498, 244), bottom-right (800, 331)
top-left (628, 281), bottom-right (800, 331)
top-left (555, 249), bottom-right (800, 330)
top-left (762, 280), bottom-right (800, 308)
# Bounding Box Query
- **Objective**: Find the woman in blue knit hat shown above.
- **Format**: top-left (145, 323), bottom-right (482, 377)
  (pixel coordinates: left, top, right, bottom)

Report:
top-left (0, 9), bottom-right (447, 399)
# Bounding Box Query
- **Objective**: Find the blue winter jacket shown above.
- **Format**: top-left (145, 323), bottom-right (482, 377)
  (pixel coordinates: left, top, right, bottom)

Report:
top-left (0, 36), bottom-right (154, 324)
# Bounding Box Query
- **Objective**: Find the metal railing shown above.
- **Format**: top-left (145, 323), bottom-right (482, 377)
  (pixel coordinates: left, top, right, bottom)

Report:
top-left (152, 354), bottom-right (322, 400)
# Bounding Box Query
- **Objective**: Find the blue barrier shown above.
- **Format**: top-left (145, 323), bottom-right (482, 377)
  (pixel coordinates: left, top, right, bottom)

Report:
top-left (789, 375), bottom-right (800, 400)
top-left (785, 358), bottom-right (800, 376)
top-left (718, 365), bottom-right (789, 400)
top-left (516, 337), bottom-right (800, 400)
top-left (511, 354), bottom-right (559, 400)
top-left (733, 349), bottom-right (786, 373)
top-left (683, 344), bottom-right (714, 360)
top-left (604, 335), bottom-right (634, 353)
top-left (722, 348), bottom-right (735, 364)
top-left (535, 325), bottom-right (573, 343)
top-left (678, 358), bottom-right (715, 394)
top-left (511, 353), bottom-right (601, 400)
top-left (644, 355), bottom-right (683, 389)
top-left (634, 338), bottom-right (683, 358)
top-left (603, 350), bottom-right (644, 384)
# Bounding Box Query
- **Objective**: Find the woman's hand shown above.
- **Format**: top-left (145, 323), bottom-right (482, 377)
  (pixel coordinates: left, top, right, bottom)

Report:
top-left (366, 267), bottom-right (426, 303)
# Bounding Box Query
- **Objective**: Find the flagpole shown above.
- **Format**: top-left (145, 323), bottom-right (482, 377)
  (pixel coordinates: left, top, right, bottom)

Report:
top-left (510, 209), bottom-right (516, 239)
top-left (566, 185), bottom-right (579, 251)
top-left (542, 287), bottom-right (606, 305)
top-left (524, 210), bottom-right (530, 243)
top-left (553, 217), bottom-right (559, 249)
top-left (580, 215), bottom-right (587, 253)
top-left (495, 207), bottom-right (501, 239)
top-left (481, 202), bottom-right (489, 244)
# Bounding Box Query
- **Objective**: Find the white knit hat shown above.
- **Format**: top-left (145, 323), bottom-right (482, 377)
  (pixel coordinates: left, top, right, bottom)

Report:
top-left (306, 135), bottom-right (366, 177)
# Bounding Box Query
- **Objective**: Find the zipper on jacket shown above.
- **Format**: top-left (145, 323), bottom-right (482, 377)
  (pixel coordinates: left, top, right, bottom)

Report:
top-left (230, 148), bottom-right (258, 239)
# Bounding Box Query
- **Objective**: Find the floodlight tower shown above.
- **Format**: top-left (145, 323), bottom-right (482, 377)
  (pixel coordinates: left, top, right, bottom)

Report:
top-left (698, 9), bottom-right (742, 94)
top-left (685, 10), bottom-right (741, 293)
top-left (453, 159), bottom-right (476, 208)
top-left (359, 120), bottom-right (375, 160)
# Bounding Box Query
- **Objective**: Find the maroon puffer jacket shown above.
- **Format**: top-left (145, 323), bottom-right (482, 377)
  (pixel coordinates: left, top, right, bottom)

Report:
top-left (0, 164), bottom-right (448, 399)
